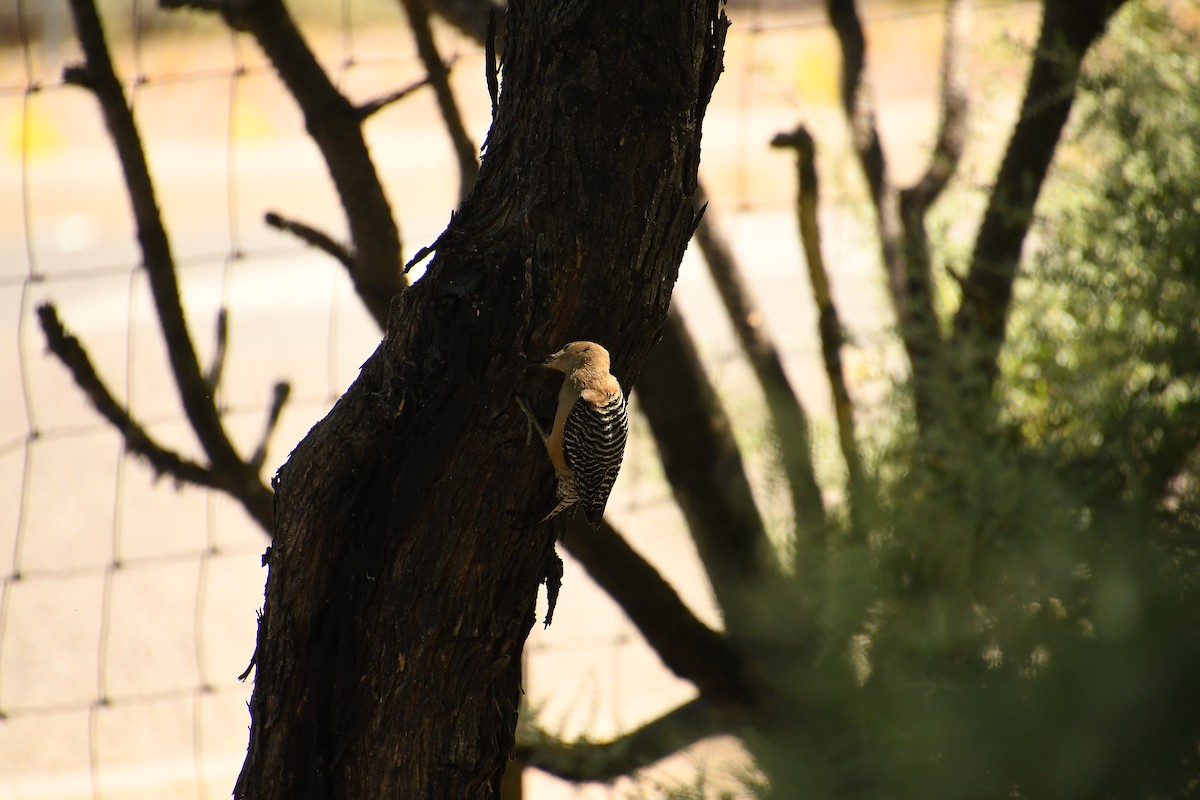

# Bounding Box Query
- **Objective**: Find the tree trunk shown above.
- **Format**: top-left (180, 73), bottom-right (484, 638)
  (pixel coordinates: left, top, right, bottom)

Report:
top-left (234, 1), bottom-right (727, 797)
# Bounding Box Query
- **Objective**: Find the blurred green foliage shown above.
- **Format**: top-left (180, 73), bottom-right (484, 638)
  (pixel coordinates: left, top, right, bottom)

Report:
top-left (1007, 1), bottom-right (1200, 481)
top-left (745, 3), bottom-right (1200, 798)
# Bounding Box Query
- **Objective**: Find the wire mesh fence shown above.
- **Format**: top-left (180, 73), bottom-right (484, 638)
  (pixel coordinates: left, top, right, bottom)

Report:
top-left (0, 1), bottom-right (1038, 797)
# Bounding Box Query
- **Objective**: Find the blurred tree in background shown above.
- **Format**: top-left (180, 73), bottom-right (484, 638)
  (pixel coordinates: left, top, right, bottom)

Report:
top-left (746, 3), bottom-right (1200, 797)
top-left (740, 2), bottom-right (1200, 797)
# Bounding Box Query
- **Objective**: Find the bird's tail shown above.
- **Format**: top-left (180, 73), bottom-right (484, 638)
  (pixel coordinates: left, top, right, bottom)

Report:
top-left (540, 496), bottom-right (576, 523)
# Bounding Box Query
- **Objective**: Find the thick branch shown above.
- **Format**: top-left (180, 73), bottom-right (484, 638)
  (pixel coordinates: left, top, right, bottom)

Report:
top-left (691, 187), bottom-right (827, 543)
top-left (825, 0), bottom-right (919, 406)
top-left (519, 699), bottom-right (730, 783)
top-left (636, 310), bottom-right (776, 625)
top-left (64, 0), bottom-right (256, 489)
top-left (37, 304), bottom-right (272, 528)
top-left (825, 0), bottom-right (886, 211)
top-left (951, 0), bottom-right (1131, 391)
top-left (162, 0), bottom-right (405, 325)
top-left (564, 516), bottom-right (756, 706)
top-left (894, 0), bottom-right (972, 429)
top-left (399, 0), bottom-right (480, 202)
top-left (770, 128), bottom-right (865, 526)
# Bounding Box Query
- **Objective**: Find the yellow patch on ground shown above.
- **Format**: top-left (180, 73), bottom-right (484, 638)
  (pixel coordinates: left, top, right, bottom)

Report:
top-left (2, 103), bottom-right (62, 160)
top-left (792, 38), bottom-right (841, 107)
top-left (233, 103), bottom-right (276, 142)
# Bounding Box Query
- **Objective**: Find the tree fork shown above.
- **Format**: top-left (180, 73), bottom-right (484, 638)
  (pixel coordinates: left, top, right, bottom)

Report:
top-left (234, 1), bottom-right (728, 797)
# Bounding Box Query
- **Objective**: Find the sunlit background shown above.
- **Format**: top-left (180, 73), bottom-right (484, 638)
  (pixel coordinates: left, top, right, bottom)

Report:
top-left (0, 1), bottom-right (1086, 797)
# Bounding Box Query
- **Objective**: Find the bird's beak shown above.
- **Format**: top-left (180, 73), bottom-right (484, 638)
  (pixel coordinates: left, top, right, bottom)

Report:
top-left (529, 347), bottom-right (564, 368)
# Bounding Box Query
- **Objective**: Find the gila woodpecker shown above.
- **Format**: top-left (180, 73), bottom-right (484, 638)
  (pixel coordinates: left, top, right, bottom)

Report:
top-left (517, 341), bottom-right (628, 526)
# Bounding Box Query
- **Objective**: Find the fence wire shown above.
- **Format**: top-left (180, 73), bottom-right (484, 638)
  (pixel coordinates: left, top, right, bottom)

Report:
top-left (0, 1), bottom-right (1038, 797)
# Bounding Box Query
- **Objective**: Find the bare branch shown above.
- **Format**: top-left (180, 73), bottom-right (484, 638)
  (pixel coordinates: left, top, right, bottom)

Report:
top-left (264, 211), bottom-right (356, 270)
top-left (37, 304), bottom-right (230, 497)
top-left (62, 0), bottom-right (277, 531)
top-left (691, 186), bottom-right (828, 544)
top-left (355, 62), bottom-right (460, 121)
top-left (825, 0), bottom-right (887, 210)
top-left (398, 0), bottom-right (480, 203)
top-left (952, 0), bottom-right (1132, 390)
top-left (825, 0), bottom-right (920, 410)
top-left (770, 128), bottom-right (865, 527)
top-left (891, 0), bottom-right (973, 430)
top-left (205, 308), bottom-right (228, 393)
top-left (518, 699), bottom-right (731, 783)
top-left (564, 515), bottom-right (756, 705)
top-left (902, 0), bottom-right (971, 211)
top-left (66, 0), bottom-right (246, 478)
top-left (248, 382), bottom-right (291, 474)
top-left (162, 0), bottom-right (405, 327)
top-left (635, 309), bottom-right (777, 624)
top-left (38, 303), bottom-right (273, 530)
top-left (60, 64), bottom-right (92, 89)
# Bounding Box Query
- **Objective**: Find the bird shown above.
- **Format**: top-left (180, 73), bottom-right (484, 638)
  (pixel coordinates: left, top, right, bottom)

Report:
top-left (516, 341), bottom-right (628, 526)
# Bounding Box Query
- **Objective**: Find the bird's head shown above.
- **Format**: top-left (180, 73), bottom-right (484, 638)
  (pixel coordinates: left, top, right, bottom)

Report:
top-left (531, 341), bottom-right (610, 375)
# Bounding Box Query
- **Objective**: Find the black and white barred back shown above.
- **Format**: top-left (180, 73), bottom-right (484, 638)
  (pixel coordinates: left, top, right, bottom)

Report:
top-left (562, 391), bottom-right (628, 525)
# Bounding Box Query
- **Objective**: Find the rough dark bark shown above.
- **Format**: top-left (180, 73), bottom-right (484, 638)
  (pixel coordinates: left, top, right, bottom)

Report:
top-left (234, 1), bottom-right (727, 797)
